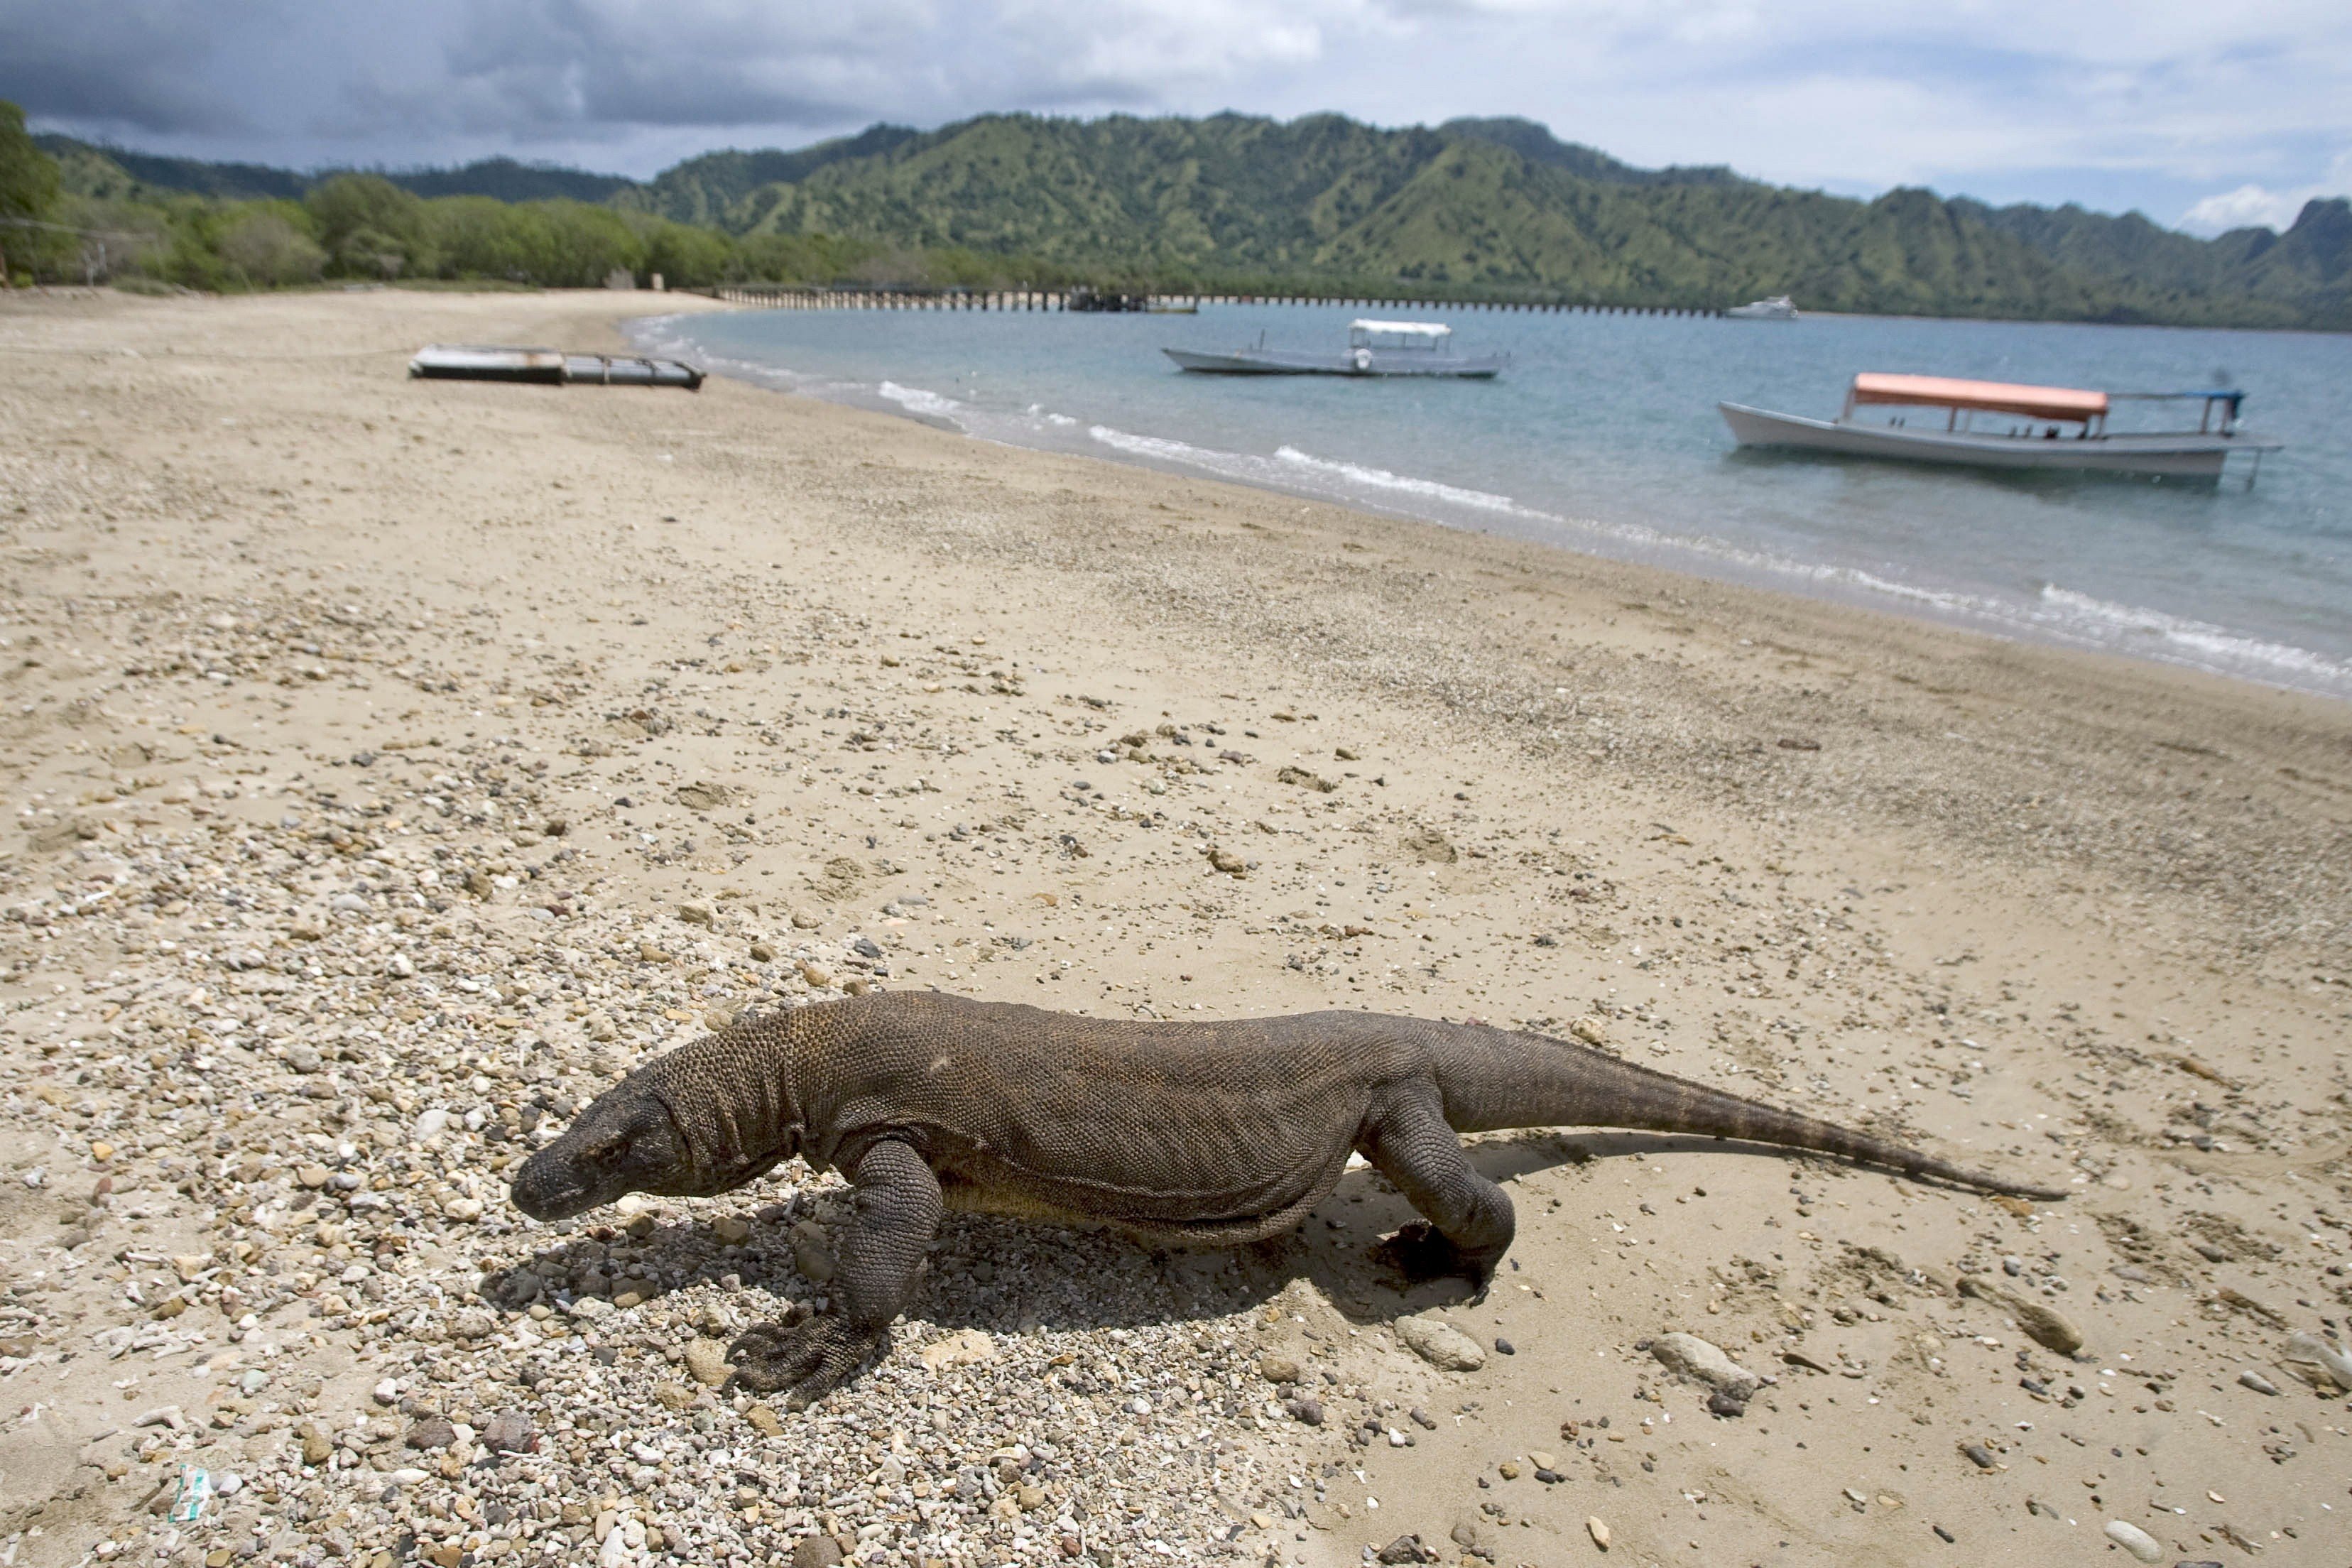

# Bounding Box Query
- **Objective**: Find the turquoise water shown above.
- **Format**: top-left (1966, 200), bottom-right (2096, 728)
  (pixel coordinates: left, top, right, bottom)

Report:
top-left (633, 304), bottom-right (2352, 698)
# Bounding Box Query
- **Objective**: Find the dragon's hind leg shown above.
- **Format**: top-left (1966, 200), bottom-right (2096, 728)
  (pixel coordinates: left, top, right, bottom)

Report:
top-left (1362, 1084), bottom-right (1515, 1288)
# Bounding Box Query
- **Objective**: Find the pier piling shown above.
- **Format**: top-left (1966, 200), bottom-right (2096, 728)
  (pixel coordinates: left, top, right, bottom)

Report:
top-left (704, 284), bottom-right (1726, 319)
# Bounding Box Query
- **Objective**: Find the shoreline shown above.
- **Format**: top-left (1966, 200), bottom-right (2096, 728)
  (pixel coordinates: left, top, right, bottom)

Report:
top-left (2, 286), bottom-right (2347, 1568)
top-left (629, 307), bottom-right (2352, 704)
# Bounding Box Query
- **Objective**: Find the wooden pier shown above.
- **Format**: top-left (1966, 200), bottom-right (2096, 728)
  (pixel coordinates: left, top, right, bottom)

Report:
top-left (704, 285), bottom-right (1722, 318)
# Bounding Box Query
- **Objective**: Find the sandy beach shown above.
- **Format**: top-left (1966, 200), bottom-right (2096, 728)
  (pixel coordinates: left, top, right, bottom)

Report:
top-left (1, 285), bottom-right (2347, 1568)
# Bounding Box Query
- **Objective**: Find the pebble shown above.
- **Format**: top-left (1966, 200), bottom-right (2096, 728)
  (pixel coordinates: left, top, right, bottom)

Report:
top-left (1586, 1515), bottom-right (1611, 1550)
top-left (2102, 1519), bottom-right (2165, 1562)
top-left (1258, 1355), bottom-right (1302, 1383)
top-left (2237, 1369), bottom-right (2280, 1395)
top-left (682, 1337), bottom-right (731, 1387)
top-left (1396, 1315), bottom-right (1487, 1371)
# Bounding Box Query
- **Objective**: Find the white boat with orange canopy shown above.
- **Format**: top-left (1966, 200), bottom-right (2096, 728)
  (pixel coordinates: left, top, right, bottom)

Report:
top-left (1720, 372), bottom-right (2282, 481)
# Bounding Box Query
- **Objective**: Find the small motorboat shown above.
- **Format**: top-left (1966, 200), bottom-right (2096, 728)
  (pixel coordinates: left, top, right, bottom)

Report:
top-left (408, 344), bottom-right (704, 391)
top-left (1725, 295), bottom-right (1798, 321)
top-left (1164, 320), bottom-right (1506, 378)
top-left (1720, 372), bottom-right (2282, 482)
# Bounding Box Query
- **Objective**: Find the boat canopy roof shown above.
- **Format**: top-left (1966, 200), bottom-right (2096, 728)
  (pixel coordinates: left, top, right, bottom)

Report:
top-left (1851, 372), bottom-right (2108, 422)
top-left (1351, 320), bottom-right (1451, 342)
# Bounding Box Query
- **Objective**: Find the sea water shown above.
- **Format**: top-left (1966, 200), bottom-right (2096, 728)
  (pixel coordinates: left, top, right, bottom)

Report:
top-left (633, 303), bottom-right (2352, 699)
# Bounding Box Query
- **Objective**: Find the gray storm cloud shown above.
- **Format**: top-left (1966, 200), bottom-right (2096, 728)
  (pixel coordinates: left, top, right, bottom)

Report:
top-left (1, 0), bottom-right (2342, 229)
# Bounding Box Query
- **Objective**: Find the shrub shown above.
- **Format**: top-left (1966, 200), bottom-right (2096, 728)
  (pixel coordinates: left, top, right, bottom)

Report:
top-left (218, 209), bottom-right (325, 286)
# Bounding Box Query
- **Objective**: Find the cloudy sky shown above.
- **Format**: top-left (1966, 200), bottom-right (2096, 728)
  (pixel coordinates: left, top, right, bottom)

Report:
top-left (4, 0), bottom-right (2346, 234)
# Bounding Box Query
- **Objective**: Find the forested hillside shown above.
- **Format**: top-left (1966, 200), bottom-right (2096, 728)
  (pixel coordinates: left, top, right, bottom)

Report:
top-left (11, 109), bottom-right (2348, 328)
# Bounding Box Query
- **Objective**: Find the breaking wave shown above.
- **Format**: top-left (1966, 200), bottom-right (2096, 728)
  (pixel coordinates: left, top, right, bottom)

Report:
top-left (877, 381), bottom-right (965, 420)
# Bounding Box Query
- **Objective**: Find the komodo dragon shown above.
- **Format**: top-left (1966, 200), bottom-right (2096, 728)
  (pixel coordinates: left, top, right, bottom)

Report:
top-left (511, 991), bottom-right (2059, 1408)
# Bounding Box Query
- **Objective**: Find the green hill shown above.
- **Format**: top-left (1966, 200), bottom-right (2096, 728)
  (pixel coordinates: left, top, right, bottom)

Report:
top-left (33, 135), bottom-right (633, 206)
top-left (18, 113), bottom-right (2352, 328)
top-left (693, 113), bottom-right (2348, 325)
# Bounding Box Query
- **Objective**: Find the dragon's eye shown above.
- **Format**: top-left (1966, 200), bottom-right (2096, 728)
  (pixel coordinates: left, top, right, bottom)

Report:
top-left (582, 1136), bottom-right (628, 1165)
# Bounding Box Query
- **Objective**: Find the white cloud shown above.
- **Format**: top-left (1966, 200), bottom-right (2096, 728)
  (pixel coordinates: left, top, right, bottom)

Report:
top-left (2179, 148), bottom-right (2352, 234)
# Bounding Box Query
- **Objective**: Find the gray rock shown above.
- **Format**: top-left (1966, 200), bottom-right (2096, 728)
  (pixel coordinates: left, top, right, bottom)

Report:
top-left (285, 1045), bottom-right (322, 1074)
top-left (482, 1410), bottom-right (532, 1453)
top-left (790, 1535), bottom-right (844, 1568)
top-left (1448, 1520), bottom-right (1495, 1563)
top-left (790, 1219), bottom-right (837, 1284)
top-left (1396, 1317), bottom-right (1486, 1371)
top-left (405, 1415), bottom-right (456, 1451)
top-left (1650, 1332), bottom-right (1762, 1406)
top-left (2101, 1519), bottom-right (2164, 1562)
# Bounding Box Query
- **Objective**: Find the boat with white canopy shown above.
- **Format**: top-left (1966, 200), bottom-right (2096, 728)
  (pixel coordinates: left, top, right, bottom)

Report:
top-left (1720, 372), bottom-right (2282, 481)
top-left (1164, 320), bottom-right (1506, 378)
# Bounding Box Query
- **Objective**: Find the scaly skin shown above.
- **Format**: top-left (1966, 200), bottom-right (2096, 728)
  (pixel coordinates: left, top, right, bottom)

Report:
top-left (510, 991), bottom-right (2060, 1408)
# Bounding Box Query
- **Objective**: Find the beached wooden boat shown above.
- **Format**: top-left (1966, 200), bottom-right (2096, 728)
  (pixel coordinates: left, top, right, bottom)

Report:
top-left (408, 344), bottom-right (704, 391)
top-left (1165, 320), bottom-right (1506, 379)
top-left (1721, 373), bottom-right (2281, 481)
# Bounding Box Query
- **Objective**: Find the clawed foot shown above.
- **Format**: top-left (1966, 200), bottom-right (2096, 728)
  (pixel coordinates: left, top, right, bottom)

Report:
top-left (727, 1316), bottom-right (884, 1410)
top-left (1374, 1221), bottom-right (1497, 1295)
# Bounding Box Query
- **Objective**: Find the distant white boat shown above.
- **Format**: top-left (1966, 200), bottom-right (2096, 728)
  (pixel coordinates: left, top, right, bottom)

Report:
top-left (1164, 320), bottom-right (1507, 378)
top-left (1720, 372), bottom-right (2283, 482)
top-left (1725, 295), bottom-right (1798, 321)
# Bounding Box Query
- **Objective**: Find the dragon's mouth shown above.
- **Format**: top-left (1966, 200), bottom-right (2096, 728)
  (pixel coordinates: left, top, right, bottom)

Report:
top-left (508, 1151), bottom-right (599, 1221)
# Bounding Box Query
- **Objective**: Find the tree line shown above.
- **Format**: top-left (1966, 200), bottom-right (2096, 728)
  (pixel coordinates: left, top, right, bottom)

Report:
top-left (0, 102), bottom-right (1026, 293)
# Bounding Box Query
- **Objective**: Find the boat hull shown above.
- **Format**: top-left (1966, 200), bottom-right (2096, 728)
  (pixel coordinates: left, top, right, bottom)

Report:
top-left (408, 345), bottom-right (704, 391)
top-left (1163, 347), bottom-right (1503, 379)
top-left (1718, 401), bottom-right (2265, 479)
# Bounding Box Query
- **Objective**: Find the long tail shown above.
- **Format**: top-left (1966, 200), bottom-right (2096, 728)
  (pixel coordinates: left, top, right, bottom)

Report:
top-left (1428, 1019), bottom-right (2066, 1200)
